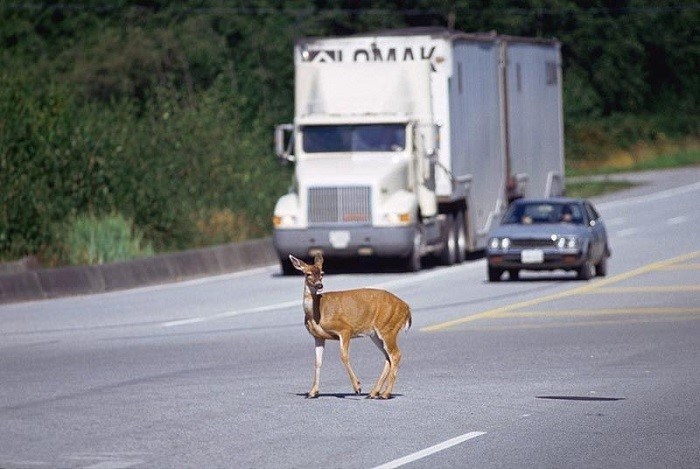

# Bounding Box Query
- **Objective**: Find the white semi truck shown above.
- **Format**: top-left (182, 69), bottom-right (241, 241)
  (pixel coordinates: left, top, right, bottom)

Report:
top-left (273, 28), bottom-right (565, 273)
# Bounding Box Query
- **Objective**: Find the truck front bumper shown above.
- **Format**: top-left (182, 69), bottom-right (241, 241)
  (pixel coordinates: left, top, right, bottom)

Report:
top-left (273, 225), bottom-right (415, 259)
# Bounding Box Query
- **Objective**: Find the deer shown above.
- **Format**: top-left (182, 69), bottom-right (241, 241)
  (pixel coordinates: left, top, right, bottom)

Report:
top-left (289, 253), bottom-right (412, 399)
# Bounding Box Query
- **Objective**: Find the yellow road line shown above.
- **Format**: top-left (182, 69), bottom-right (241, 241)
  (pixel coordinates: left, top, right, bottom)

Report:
top-left (458, 316), bottom-right (700, 332)
top-left (421, 250), bottom-right (700, 333)
top-left (586, 285), bottom-right (700, 293)
top-left (493, 307), bottom-right (700, 319)
top-left (658, 263), bottom-right (700, 271)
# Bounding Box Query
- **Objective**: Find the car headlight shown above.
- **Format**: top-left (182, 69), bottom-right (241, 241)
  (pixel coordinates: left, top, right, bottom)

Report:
top-left (556, 235), bottom-right (581, 249)
top-left (489, 237), bottom-right (511, 250)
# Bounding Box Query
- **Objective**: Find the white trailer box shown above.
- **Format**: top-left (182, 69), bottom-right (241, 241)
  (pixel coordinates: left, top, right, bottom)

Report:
top-left (274, 28), bottom-right (564, 273)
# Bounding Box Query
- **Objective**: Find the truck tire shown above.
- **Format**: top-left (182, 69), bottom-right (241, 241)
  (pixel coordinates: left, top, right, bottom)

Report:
top-left (454, 210), bottom-right (467, 263)
top-left (404, 228), bottom-right (423, 272)
top-left (438, 215), bottom-right (457, 265)
top-left (279, 257), bottom-right (296, 276)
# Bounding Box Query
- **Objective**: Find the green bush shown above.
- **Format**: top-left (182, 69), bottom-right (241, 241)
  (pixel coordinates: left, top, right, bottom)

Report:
top-left (53, 213), bottom-right (154, 266)
top-left (0, 2), bottom-right (698, 266)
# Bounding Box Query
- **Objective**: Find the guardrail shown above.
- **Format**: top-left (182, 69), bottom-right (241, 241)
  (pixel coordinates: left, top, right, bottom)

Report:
top-left (0, 237), bottom-right (278, 304)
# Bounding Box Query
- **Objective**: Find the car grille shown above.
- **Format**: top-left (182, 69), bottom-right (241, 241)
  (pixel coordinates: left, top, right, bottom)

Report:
top-left (511, 238), bottom-right (556, 248)
top-left (308, 186), bottom-right (371, 225)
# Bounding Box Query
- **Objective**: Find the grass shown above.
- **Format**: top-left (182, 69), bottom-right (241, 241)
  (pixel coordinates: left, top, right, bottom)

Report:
top-left (567, 148), bottom-right (700, 177)
top-left (54, 213), bottom-right (154, 266)
top-left (564, 147), bottom-right (699, 199)
top-left (565, 179), bottom-right (639, 199)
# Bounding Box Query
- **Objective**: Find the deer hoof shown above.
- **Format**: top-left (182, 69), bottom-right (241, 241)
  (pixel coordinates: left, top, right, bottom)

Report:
top-left (306, 391), bottom-right (319, 399)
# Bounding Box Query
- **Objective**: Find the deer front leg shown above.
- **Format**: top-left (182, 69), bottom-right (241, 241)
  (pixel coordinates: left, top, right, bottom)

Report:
top-left (339, 335), bottom-right (362, 395)
top-left (308, 337), bottom-right (325, 398)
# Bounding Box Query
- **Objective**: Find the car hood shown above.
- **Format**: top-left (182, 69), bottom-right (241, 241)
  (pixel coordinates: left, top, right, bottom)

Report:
top-left (490, 223), bottom-right (589, 239)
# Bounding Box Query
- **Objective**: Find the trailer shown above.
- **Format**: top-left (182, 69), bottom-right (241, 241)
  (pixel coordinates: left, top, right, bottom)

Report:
top-left (273, 28), bottom-right (565, 273)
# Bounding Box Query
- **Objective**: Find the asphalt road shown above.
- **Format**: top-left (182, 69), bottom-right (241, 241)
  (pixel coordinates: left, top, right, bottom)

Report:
top-left (1, 167), bottom-right (699, 469)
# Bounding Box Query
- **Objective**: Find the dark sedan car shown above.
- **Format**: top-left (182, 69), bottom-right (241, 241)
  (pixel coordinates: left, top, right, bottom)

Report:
top-left (486, 198), bottom-right (611, 281)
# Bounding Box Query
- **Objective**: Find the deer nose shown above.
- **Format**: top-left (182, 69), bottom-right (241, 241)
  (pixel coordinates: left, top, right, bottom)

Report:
top-left (315, 282), bottom-right (323, 290)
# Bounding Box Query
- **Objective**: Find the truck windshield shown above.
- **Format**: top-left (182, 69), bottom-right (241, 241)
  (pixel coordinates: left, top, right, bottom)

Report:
top-left (302, 124), bottom-right (406, 153)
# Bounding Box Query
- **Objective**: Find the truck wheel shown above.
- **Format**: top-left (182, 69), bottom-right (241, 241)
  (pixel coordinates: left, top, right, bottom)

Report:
top-left (488, 266), bottom-right (503, 282)
top-left (404, 228), bottom-right (422, 272)
top-left (438, 215), bottom-right (457, 265)
top-left (279, 257), bottom-right (296, 276)
top-left (454, 210), bottom-right (467, 264)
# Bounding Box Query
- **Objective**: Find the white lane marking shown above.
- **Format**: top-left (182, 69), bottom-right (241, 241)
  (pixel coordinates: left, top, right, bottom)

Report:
top-left (162, 300), bottom-right (299, 327)
top-left (370, 431), bottom-right (486, 469)
top-left (605, 217), bottom-right (627, 227)
top-left (162, 260), bottom-right (486, 328)
top-left (667, 215), bottom-right (688, 225)
top-left (614, 228), bottom-right (639, 237)
top-left (597, 181), bottom-right (700, 209)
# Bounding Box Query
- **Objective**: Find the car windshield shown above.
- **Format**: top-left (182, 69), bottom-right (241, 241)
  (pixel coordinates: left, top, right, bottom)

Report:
top-left (302, 124), bottom-right (406, 153)
top-left (503, 202), bottom-right (585, 225)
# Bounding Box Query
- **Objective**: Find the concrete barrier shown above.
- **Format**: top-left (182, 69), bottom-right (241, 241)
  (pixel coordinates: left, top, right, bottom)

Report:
top-left (0, 237), bottom-right (278, 304)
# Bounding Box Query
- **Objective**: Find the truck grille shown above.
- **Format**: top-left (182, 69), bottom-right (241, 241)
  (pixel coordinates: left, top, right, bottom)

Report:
top-left (308, 186), bottom-right (371, 225)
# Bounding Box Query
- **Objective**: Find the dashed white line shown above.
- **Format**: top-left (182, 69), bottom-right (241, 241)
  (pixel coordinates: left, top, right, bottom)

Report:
top-left (605, 217), bottom-right (627, 227)
top-left (667, 215), bottom-right (688, 225)
top-left (615, 228), bottom-right (639, 237)
top-left (161, 259), bottom-right (486, 328)
top-left (597, 180), bottom-right (700, 209)
top-left (370, 431), bottom-right (487, 469)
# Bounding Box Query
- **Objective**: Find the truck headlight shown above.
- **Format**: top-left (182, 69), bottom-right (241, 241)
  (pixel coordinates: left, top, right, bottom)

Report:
top-left (273, 214), bottom-right (298, 228)
top-left (383, 212), bottom-right (412, 225)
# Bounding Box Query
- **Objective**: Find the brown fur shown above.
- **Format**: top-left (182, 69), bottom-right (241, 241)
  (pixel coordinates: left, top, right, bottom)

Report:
top-left (290, 253), bottom-right (411, 399)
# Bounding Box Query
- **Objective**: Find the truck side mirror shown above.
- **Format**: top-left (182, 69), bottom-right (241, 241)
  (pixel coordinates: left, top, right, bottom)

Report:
top-left (275, 124), bottom-right (295, 163)
top-left (426, 123), bottom-right (440, 162)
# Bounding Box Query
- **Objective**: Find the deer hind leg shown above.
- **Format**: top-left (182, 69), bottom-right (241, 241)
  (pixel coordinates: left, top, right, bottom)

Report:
top-left (308, 338), bottom-right (325, 398)
top-left (378, 334), bottom-right (402, 399)
top-left (338, 334), bottom-right (362, 395)
top-left (368, 333), bottom-right (391, 399)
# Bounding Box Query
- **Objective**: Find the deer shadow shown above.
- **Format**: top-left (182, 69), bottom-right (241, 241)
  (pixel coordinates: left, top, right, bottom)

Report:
top-left (293, 392), bottom-right (403, 400)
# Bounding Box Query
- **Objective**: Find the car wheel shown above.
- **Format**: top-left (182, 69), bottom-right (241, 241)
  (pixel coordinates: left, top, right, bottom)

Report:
top-left (577, 260), bottom-right (594, 280)
top-left (508, 269), bottom-right (520, 281)
top-left (595, 256), bottom-right (608, 277)
top-left (488, 266), bottom-right (503, 282)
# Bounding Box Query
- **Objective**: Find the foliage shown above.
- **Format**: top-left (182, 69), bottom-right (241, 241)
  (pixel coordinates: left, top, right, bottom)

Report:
top-left (51, 213), bottom-right (154, 266)
top-left (0, 1), bottom-right (698, 264)
top-left (565, 179), bottom-right (639, 199)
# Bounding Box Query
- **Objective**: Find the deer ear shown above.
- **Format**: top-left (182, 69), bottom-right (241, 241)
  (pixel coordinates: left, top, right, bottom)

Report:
top-left (289, 254), bottom-right (306, 271)
top-left (314, 252), bottom-right (324, 267)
